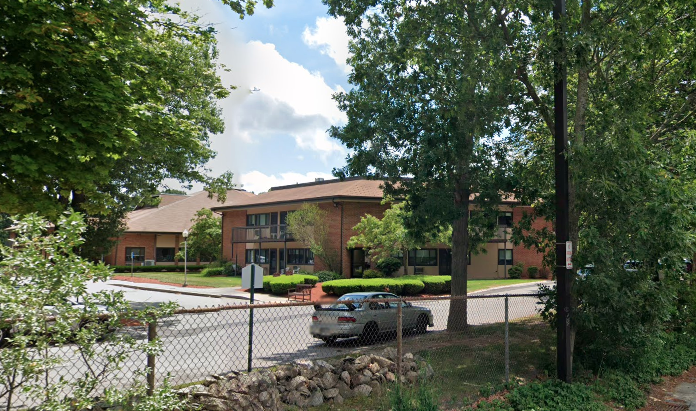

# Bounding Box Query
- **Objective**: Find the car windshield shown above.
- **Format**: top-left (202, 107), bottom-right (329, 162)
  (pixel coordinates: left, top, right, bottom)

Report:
top-left (330, 295), bottom-right (366, 310)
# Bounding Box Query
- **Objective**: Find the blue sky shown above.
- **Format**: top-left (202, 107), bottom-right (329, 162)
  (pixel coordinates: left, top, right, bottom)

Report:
top-left (176, 0), bottom-right (353, 193)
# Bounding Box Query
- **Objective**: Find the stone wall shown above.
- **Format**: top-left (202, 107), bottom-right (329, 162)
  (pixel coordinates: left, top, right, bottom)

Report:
top-left (179, 348), bottom-right (433, 411)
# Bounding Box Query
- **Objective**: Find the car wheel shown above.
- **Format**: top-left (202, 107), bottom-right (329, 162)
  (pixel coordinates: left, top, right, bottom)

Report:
top-left (361, 322), bottom-right (379, 343)
top-left (416, 314), bottom-right (428, 334)
top-left (320, 337), bottom-right (337, 345)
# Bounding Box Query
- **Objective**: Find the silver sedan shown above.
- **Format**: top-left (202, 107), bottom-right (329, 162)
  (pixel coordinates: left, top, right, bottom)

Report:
top-left (309, 292), bottom-right (434, 344)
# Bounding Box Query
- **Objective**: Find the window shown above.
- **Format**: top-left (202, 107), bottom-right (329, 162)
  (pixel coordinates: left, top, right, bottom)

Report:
top-left (246, 213), bottom-right (270, 226)
top-left (246, 249), bottom-right (270, 264)
top-left (156, 247), bottom-right (175, 262)
top-left (498, 249), bottom-right (513, 265)
top-left (287, 248), bottom-right (314, 265)
top-left (125, 247), bottom-right (145, 263)
top-left (408, 249), bottom-right (437, 266)
top-left (498, 212), bottom-right (513, 227)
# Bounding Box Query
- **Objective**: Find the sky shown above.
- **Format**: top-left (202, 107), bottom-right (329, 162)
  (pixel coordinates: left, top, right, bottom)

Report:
top-left (175, 0), bottom-right (353, 194)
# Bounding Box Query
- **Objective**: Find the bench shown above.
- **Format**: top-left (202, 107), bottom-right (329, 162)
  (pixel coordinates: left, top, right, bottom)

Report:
top-left (287, 284), bottom-right (313, 301)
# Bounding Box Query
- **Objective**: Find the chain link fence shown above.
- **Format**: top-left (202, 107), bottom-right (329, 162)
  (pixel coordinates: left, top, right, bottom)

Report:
top-left (5, 293), bottom-right (554, 409)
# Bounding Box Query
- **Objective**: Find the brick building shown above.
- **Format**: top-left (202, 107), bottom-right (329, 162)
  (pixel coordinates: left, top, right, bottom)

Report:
top-left (103, 190), bottom-right (255, 266)
top-left (212, 177), bottom-right (547, 279)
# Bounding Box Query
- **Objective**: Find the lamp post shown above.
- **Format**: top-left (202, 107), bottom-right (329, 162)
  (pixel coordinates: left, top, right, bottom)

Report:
top-left (183, 229), bottom-right (189, 287)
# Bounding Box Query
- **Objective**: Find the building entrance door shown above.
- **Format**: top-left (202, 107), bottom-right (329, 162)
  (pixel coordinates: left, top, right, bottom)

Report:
top-left (439, 249), bottom-right (452, 276)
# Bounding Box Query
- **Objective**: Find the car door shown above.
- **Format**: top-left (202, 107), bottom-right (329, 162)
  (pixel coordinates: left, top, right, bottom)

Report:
top-left (374, 293), bottom-right (398, 332)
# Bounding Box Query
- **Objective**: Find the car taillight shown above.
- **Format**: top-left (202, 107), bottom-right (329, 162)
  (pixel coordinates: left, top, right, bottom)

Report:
top-left (337, 316), bottom-right (356, 323)
top-left (312, 316), bottom-right (319, 322)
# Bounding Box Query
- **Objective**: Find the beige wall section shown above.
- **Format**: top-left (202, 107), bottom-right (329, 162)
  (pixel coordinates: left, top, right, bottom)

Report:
top-left (469, 243), bottom-right (506, 279)
top-left (156, 234), bottom-right (176, 248)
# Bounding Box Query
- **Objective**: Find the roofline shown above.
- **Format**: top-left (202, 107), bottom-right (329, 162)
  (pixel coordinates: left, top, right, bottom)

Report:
top-left (268, 176), bottom-right (374, 192)
top-left (211, 195), bottom-right (384, 212)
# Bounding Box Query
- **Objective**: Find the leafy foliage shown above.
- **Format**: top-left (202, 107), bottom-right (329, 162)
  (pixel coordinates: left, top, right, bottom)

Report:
top-left (505, 380), bottom-right (609, 411)
top-left (507, 263), bottom-right (524, 280)
top-left (177, 209), bottom-right (222, 262)
top-left (326, 0), bottom-right (516, 331)
top-left (261, 275), bottom-right (319, 295)
top-left (0, 213), bottom-right (180, 409)
top-left (321, 278), bottom-right (426, 296)
top-left (363, 269), bottom-right (385, 279)
top-left (314, 271), bottom-right (342, 282)
top-left (376, 257), bottom-right (403, 276)
top-left (286, 204), bottom-right (341, 273)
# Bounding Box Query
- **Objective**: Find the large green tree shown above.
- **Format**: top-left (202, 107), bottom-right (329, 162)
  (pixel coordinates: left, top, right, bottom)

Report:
top-left (326, 0), bottom-right (514, 330)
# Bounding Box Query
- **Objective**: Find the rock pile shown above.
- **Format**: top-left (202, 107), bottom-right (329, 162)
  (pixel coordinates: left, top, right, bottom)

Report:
top-left (181, 348), bottom-right (434, 411)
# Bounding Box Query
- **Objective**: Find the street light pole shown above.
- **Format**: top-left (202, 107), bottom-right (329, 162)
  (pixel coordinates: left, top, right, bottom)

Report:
top-left (183, 229), bottom-right (189, 287)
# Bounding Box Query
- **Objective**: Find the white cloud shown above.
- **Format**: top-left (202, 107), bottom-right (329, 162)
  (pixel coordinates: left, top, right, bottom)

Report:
top-left (303, 17), bottom-right (351, 74)
top-left (240, 171), bottom-right (335, 193)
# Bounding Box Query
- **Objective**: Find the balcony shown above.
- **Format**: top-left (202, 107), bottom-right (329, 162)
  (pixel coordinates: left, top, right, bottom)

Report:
top-left (231, 225), bottom-right (294, 243)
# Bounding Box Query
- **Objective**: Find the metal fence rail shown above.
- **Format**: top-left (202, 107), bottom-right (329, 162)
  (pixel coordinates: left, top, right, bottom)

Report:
top-left (5, 293), bottom-right (553, 409)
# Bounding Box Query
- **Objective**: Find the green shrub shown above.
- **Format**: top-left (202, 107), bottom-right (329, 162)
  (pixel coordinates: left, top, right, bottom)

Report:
top-left (321, 278), bottom-right (425, 296)
top-left (315, 271), bottom-right (341, 282)
top-left (222, 262), bottom-right (240, 276)
top-left (527, 266), bottom-right (539, 279)
top-left (415, 275), bottom-right (451, 294)
top-left (506, 380), bottom-right (608, 411)
top-left (376, 257), bottom-right (403, 276)
top-left (363, 269), bottom-right (385, 279)
top-left (507, 263), bottom-right (524, 279)
top-left (263, 274), bottom-right (319, 295)
top-left (201, 267), bottom-right (225, 277)
top-left (592, 371), bottom-right (646, 410)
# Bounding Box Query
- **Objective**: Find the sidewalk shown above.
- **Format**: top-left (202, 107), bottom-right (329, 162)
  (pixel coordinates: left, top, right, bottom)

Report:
top-left (107, 279), bottom-right (289, 304)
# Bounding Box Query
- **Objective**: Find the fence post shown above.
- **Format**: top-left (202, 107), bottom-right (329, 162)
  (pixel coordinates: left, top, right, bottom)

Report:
top-left (504, 295), bottom-right (509, 385)
top-left (396, 297), bottom-right (403, 376)
top-left (147, 321), bottom-right (157, 396)
top-left (247, 264), bottom-right (255, 372)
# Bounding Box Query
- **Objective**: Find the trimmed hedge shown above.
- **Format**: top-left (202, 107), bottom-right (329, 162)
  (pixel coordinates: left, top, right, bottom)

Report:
top-left (262, 275), bottom-right (319, 295)
top-left (413, 275), bottom-right (451, 294)
top-left (201, 267), bottom-right (225, 277)
top-left (527, 266), bottom-right (539, 279)
top-left (110, 265), bottom-right (208, 273)
top-left (321, 278), bottom-right (426, 296)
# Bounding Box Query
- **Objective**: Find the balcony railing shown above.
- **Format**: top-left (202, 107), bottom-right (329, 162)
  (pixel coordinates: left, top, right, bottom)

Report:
top-left (231, 225), bottom-right (294, 243)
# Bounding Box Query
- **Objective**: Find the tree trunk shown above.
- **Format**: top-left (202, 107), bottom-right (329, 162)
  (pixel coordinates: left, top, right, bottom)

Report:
top-left (447, 188), bottom-right (470, 331)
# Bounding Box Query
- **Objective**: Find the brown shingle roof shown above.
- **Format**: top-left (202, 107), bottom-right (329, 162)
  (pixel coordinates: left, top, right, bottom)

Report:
top-left (126, 190), bottom-right (256, 233)
top-left (212, 178), bottom-right (386, 211)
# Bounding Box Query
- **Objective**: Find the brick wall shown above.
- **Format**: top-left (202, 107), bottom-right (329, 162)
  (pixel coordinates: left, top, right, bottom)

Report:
top-left (222, 210), bottom-right (247, 264)
top-left (108, 233), bottom-right (157, 266)
top-left (512, 206), bottom-right (553, 278)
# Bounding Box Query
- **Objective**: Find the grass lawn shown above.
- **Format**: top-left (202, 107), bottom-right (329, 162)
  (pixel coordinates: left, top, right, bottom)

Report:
top-left (115, 273), bottom-right (541, 292)
top-left (114, 272), bottom-right (243, 288)
top-left (467, 279), bottom-right (544, 293)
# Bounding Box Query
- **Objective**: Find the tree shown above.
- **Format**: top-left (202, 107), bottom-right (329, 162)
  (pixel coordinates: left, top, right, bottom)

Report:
top-left (286, 204), bottom-right (341, 273)
top-left (326, 0), bottom-right (514, 330)
top-left (348, 201), bottom-right (451, 274)
top-left (177, 209), bottom-right (222, 263)
top-left (0, 213), bottom-right (181, 410)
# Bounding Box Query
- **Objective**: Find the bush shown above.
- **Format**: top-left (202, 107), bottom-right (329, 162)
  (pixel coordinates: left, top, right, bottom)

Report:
top-left (201, 267), bottom-right (225, 277)
top-left (507, 263), bottom-right (524, 279)
top-left (506, 380), bottom-right (608, 411)
top-left (527, 266), bottom-right (539, 279)
top-left (321, 278), bottom-right (425, 296)
top-left (264, 274), bottom-right (319, 295)
top-left (315, 271), bottom-right (341, 282)
top-left (415, 275), bottom-right (451, 294)
top-left (376, 257), bottom-right (403, 276)
top-left (363, 269), bottom-right (385, 279)
top-left (222, 262), bottom-right (240, 276)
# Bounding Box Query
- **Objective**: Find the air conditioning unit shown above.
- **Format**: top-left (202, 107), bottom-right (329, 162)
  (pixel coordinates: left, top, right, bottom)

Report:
top-left (143, 260), bottom-right (155, 266)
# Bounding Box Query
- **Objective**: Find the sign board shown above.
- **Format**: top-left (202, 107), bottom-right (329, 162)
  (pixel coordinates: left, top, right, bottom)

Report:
top-left (242, 264), bottom-right (264, 289)
top-left (565, 241), bottom-right (573, 269)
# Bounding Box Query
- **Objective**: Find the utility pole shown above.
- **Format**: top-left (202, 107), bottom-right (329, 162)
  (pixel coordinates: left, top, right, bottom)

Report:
top-left (554, 0), bottom-right (572, 383)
